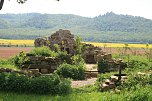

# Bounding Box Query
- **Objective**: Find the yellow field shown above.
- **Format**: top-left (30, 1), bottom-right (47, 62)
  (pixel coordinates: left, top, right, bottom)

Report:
top-left (0, 39), bottom-right (152, 48)
top-left (84, 42), bottom-right (152, 48)
top-left (0, 39), bottom-right (34, 46)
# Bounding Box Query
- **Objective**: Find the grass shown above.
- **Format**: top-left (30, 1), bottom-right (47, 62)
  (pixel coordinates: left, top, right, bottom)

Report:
top-left (0, 45), bottom-right (152, 101)
top-left (0, 58), bottom-right (18, 70)
top-left (0, 85), bottom-right (151, 101)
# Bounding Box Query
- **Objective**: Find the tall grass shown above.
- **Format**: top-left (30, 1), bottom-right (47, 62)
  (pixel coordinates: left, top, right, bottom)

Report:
top-left (0, 58), bottom-right (18, 70)
top-left (0, 86), bottom-right (151, 101)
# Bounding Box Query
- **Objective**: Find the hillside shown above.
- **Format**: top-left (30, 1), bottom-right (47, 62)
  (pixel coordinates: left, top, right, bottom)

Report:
top-left (0, 12), bottom-right (152, 43)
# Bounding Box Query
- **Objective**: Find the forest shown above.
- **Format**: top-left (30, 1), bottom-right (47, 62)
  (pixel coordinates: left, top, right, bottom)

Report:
top-left (0, 12), bottom-right (152, 43)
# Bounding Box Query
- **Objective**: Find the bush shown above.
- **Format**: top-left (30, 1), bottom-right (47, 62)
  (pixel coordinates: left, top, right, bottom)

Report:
top-left (97, 59), bottom-right (109, 73)
top-left (56, 63), bottom-right (85, 80)
top-left (11, 51), bottom-right (30, 68)
top-left (120, 73), bottom-right (151, 90)
top-left (29, 47), bottom-right (57, 57)
top-left (57, 51), bottom-right (71, 63)
top-left (57, 78), bottom-right (72, 94)
top-left (128, 59), bottom-right (148, 67)
top-left (71, 55), bottom-right (85, 65)
top-left (0, 73), bottom-right (7, 90)
top-left (6, 73), bottom-right (29, 92)
top-left (126, 87), bottom-right (150, 101)
top-left (0, 72), bottom-right (72, 94)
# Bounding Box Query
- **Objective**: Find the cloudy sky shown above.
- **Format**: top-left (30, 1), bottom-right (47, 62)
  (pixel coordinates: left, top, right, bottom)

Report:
top-left (0, 0), bottom-right (152, 19)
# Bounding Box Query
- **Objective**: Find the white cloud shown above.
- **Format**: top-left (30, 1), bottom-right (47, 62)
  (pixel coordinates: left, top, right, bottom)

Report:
top-left (0, 0), bottom-right (152, 19)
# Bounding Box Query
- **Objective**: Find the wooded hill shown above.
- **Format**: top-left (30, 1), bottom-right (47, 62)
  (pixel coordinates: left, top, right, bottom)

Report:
top-left (0, 12), bottom-right (152, 43)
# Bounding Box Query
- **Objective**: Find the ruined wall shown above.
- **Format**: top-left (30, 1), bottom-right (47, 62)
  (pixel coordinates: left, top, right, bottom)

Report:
top-left (22, 56), bottom-right (59, 74)
top-left (34, 29), bottom-right (76, 55)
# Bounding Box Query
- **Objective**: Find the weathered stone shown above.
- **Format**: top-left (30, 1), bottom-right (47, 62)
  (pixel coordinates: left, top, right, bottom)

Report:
top-left (103, 54), bottom-right (112, 60)
top-left (109, 82), bottom-right (115, 89)
top-left (30, 69), bottom-right (39, 74)
top-left (34, 38), bottom-right (48, 47)
top-left (41, 61), bottom-right (48, 65)
top-left (48, 29), bottom-right (76, 55)
top-left (82, 44), bottom-right (104, 64)
top-left (105, 79), bottom-right (111, 85)
top-left (101, 83), bottom-right (110, 91)
top-left (40, 68), bottom-right (49, 74)
top-left (110, 76), bottom-right (118, 82)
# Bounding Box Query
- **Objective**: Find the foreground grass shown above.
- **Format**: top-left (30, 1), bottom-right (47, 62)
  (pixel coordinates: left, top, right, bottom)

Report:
top-left (0, 85), bottom-right (152, 101)
top-left (0, 59), bottom-right (18, 70)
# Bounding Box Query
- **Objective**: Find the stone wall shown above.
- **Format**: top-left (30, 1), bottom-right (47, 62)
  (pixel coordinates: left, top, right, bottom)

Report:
top-left (34, 29), bottom-right (76, 55)
top-left (48, 29), bottom-right (76, 55)
top-left (22, 56), bottom-right (58, 74)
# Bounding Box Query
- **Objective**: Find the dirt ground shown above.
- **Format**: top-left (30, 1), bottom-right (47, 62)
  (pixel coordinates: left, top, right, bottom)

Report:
top-left (0, 47), bottom-right (148, 59)
top-left (72, 78), bottom-right (97, 88)
top-left (0, 47), bottom-right (33, 59)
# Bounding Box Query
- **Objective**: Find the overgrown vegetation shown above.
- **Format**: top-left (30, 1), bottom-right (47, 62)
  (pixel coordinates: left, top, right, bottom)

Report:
top-left (0, 40), bottom-right (152, 100)
top-left (56, 63), bottom-right (85, 80)
top-left (28, 46), bottom-right (57, 57)
top-left (11, 51), bottom-right (30, 68)
top-left (0, 72), bottom-right (71, 94)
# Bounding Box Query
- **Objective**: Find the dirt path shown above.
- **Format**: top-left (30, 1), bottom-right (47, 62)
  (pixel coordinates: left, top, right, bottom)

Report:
top-left (72, 64), bottom-right (98, 88)
top-left (86, 64), bottom-right (97, 71)
top-left (72, 78), bottom-right (97, 88)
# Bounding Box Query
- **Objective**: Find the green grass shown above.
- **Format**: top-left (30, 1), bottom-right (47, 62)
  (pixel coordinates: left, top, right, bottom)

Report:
top-left (0, 59), bottom-right (18, 70)
top-left (0, 53), bottom-right (152, 101)
top-left (0, 85), bottom-right (152, 101)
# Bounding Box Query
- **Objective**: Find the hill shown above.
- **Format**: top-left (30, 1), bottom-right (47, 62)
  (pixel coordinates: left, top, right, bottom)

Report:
top-left (0, 12), bottom-right (152, 43)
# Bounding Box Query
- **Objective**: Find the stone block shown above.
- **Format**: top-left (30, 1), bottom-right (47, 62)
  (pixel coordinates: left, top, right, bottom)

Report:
top-left (101, 83), bottom-right (110, 91)
top-left (110, 76), bottom-right (118, 82)
top-left (104, 54), bottom-right (112, 60)
top-left (40, 68), bottom-right (49, 74)
top-left (30, 69), bottom-right (39, 74)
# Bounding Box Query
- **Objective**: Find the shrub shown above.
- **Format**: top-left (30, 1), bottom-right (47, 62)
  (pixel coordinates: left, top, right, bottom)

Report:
top-left (97, 59), bottom-right (109, 73)
top-left (57, 78), bottom-right (72, 94)
top-left (0, 73), bottom-right (7, 90)
top-left (56, 63), bottom-right (85, 80)
top-left (29, 47), bottom-right (57, 57)
top-left (0, 72), bottom-right (72, 94)
top-left (57, 51), bottom-right (70, 63)
top-left (126, 87), bottom-right (150, 101)
top-left (120, 73), bottom-right (151, 90)
top-left (11, 51), bottom-right (30, 68)
top-left (6, 73), bottom-right (29, 92)
top-left (71, 55), bottom-right (85, 65)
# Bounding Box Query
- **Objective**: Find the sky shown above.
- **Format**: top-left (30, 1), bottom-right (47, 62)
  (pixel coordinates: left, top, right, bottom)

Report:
top-left (0, 0), bottom-right (152, 19)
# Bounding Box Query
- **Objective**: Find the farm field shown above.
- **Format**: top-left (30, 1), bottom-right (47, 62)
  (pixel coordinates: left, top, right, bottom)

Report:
top-left (0, 39), bottom-right (34, 46)
top-left (0, 39), bottom-right (151, 59)
top-left (0, 47), bottom-right (148, 59)
top-left (0, 47), bottom-right (33, 59)
top-left (84, 42), bottom-right (152, 48)
top-left (1, 39), bottom-right (152, 48)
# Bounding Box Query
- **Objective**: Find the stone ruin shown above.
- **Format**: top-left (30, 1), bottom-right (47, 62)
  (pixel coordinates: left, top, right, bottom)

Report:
top-left (26, 29), bottom-right (126, 75)
top-left (22, 56), bottom-right (59, 74)
top-left (82, 44), bottom-right (126, 72)
top-left (34, 29), bottom-right (76, 55)
top-left (34, 38), bottom-right (48, 47)
top-left (0, 68), bottom-right (41, 77)
top-left (82, 44), bottom-right (105, 64)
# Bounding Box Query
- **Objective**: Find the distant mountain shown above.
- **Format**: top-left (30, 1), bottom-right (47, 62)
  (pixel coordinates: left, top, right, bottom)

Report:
top-left (0, 12), bottom-right (152, 43)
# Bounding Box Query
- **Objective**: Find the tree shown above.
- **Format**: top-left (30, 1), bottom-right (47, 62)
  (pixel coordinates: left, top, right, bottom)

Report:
top-left (0, 0), bottom-right (4, 10)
